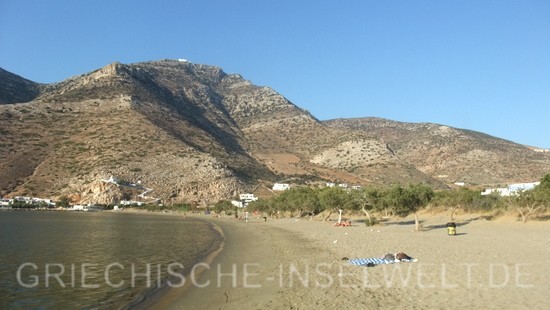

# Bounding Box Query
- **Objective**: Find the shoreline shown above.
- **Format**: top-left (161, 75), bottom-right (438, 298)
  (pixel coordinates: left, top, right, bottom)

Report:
top-left (127, 216), bottom-right (226, 310)
top-left (6, 208), bottom-right (547, 308)
top-left (158, 213), bottom-right (550, 309)
top-left (163, 215), bottom-right (337, 309)
top-left (141, 218), bottom-right (227, 310)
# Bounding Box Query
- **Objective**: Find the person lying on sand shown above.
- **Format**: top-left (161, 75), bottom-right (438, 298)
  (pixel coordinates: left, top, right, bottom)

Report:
top-left (382, 252), bottom-right (414, 262)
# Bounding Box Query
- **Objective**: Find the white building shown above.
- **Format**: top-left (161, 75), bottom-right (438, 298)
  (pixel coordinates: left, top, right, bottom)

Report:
top-left (0, 199), bottom-right (13, 206)
top-left (481, 188), bottom-right (511, 196)
top-left (71, 205), bottom-right (86, 211)
top-left (326, 182), bottom-right (336, 187)
top-left (272, 183), bottom-right (290, 191)
top-left (239, 194), bottom-right (258, 203)
top-left (482, 182), bottom-right (540, 197)
top-left (120, 200), bottom-right (145, 206)
top-left (508, 182), bottom-right (540, 192)
top-left (231, 200), bottom-right (244, 208)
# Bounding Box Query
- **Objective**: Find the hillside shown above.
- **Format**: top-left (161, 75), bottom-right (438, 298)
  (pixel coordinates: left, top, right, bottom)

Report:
top-left (0, 67), bottom-right (42, 104)
top-left (1, 60), bottom-right (548, 204)
top-left (0, 60), bottom-right (274, 204)
top-left (324, 117), bottom-right (550, 186)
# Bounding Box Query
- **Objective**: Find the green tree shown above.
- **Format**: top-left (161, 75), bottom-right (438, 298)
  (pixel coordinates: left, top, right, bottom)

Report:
top-left (318, 187), bottom-right (348, 222)
top-left (434, 188), bottom-right (478, 221)
top-left (286, 187), bottom-right (320, 218)
top-left (348, 187), bottom-right (381, 226)
top-left (213, 200), bottom-right (233, 214)
top-left (386, 183), bottom-right (434, 231)
top-left (56, 195), bottom-right (71, 208)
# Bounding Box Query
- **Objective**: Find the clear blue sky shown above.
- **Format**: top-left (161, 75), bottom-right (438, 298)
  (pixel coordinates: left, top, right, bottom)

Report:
top-left (1, 0), bottom-right (549, 148)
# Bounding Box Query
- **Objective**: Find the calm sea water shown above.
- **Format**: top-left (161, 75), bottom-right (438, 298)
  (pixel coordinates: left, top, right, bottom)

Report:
top-left (0, 211), bottom-right (223, 309)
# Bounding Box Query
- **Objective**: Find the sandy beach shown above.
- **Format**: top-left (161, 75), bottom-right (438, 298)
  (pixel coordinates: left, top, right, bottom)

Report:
top-left (161, 212), bottom-right (550, 309)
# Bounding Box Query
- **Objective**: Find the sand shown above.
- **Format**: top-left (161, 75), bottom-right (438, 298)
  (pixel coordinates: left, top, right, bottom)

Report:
top-left (162, 213), bottom-right (550, 309)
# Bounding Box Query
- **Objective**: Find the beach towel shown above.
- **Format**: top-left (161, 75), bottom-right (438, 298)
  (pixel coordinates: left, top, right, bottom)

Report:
top-left (348, 257), bottom-right (418, 266)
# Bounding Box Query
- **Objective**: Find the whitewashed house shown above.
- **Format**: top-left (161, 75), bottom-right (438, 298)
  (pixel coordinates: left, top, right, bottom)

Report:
top-left (481, 188), bottom-right (510, 196)
top-left (71, 205), bottom-right (85, 211)
top-left (482, 181), bottom-right (540, 197)
top-left (272, 183), bottom-right (290, 191)
top-left (231, 200), bottom-right (244, 208)
top-left (508, 182), bottom-right (540, 192)
top-left (239, 194), bottom-right (258, 203)
top-left (120, 200), bottom-right (145, 206)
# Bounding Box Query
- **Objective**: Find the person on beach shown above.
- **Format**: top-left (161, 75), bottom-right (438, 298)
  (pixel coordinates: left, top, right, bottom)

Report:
top-left (382, 252), bottom-right (413, 261)
top-left (342, 252), bottom-right (415, 263)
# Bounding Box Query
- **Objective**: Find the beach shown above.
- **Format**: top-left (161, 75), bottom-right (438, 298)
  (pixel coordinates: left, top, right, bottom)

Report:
top-left (162, 213), bottom-right (550, 309)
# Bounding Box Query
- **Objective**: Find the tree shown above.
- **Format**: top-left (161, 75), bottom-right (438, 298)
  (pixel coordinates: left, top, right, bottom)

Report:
top-left (434, 188), bottom-right (477, 221)
top-left (348, 187), bottom-right (381, 226)
top-left (289, 187), bottom-right (320, 219)
top-left (318, 187), bottom-right (347, 222)
top-left (514, 190), bottom-right (543, 223)
top-left (514, 174), bottom-right (550, 223)
top-left (213, 200), bottom-right (233, 214)
top-left (386, 183), bottom-right (434, 231)
top-left (56, 195), bottom-right (71, 208)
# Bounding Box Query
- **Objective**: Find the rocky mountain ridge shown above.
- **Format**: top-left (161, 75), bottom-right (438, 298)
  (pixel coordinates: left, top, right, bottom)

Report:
top-left (1, 60), bottom-right (548, 204)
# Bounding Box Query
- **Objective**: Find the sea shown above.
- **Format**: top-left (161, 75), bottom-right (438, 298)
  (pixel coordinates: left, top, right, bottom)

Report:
top-left (0, 210), bottom-right (223, 309)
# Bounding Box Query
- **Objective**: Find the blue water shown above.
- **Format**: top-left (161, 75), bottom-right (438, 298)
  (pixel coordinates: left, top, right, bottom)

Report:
top-left (0, 211), bottom-right (222, 309)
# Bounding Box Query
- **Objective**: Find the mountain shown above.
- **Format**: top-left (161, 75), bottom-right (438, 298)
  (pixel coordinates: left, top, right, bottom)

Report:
top-left (1, 60), bottom-right (548, 204)
top-left (0, 67), bottom-right (42, 104)
top-left (324, 117), bottom-right (550, 185)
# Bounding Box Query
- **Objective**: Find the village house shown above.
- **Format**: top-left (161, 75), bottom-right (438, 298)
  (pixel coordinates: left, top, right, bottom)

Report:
top-left (119, 200), bottom-right (145, 206)
top-left (481, 182), bottom-right (540, 197)
top-left (0, 198), bottom-right (13, 206)
top-left (239, 193), bottom-right (258, 203)
top-left (272, 183), bottom-right (290, 191)
top-left (231, 200), bottom-right (244, 208)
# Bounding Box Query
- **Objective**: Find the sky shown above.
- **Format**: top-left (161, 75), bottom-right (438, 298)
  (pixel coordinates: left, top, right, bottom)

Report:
top-left (1, 0), bottom-right (549, 148)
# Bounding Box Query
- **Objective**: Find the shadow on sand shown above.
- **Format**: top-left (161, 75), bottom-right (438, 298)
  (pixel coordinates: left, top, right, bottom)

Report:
top-left (381, 215), bottom-right (494, 231)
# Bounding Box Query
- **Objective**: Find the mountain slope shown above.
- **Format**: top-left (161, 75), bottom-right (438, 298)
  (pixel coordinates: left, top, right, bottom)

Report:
top-left (1, 61), bottom-right (548, 204)
top-left (324, 117), bottom-right (550, 185)
top-left (0, 60), bottom-right (275, 203)
top-left (0, 67), bottom-right (42, 104)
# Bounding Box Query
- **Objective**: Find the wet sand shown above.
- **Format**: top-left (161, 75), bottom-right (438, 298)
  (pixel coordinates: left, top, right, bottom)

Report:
top-left (164, 213), bottom-right (550, 309)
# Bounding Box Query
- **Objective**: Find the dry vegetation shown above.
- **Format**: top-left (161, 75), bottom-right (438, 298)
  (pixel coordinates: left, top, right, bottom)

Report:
top-left (1, 60), bottom-right (548, 205)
